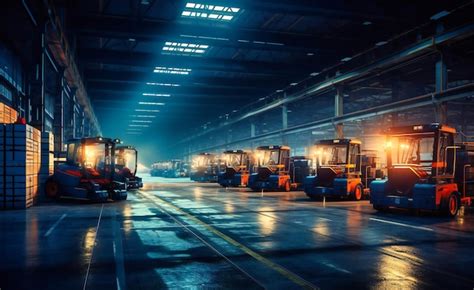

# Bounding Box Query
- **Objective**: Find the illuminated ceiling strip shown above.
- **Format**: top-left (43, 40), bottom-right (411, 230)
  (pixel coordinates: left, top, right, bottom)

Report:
top-left (129, 124), bottom-right (150, 127)
top-left (146, 82), bottom-right (181, 87)
top-left (138, 102), bottom-right (165, 105)
top-left (135, 109), bottom-right (160, 112)
top-left (153, 66), bottom-right (192, 75)
top-left (162, 41), bottom-right (209, 55)
top-left (131, 120), bottom-right (153, 123)
top-left (142, 93), bottom-right (171, 97)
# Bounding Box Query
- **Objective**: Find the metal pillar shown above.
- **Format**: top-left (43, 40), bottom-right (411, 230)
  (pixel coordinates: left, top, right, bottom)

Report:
top-left (435, 54), bottom-right (448, 124)
top-left (282, 104), bottom-right (288, 145)
top-left (250, 123), bottom-right (256, 138)
top-left (335, 86), bottom-right (344, 138)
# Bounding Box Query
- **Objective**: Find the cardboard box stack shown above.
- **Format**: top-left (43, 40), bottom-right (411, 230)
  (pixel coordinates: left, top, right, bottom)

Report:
top-left (0, 124), bottom-right (41, 209)
top-left (39, 131), bottom-right (54, 198)
top-left (0, 103), bottom-right (18, 124)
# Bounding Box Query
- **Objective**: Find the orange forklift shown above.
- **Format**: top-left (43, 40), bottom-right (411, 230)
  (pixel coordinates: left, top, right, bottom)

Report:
top-left (217, 150), bottom-right (253, 187)
top-left (247, 146), bottom-right (310, 192)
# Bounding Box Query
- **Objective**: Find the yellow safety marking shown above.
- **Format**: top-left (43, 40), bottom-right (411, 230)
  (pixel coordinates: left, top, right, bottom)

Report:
top-left (139, 190), bottom-right (318, 290)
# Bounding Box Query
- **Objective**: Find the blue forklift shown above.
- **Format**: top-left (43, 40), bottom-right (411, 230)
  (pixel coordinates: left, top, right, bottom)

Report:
top-left (150, 161), bottom-right (167, 177)
top-left (189, 153), bottom-right (222, 182)
top-left (115, 145), bottom-right (143, 190)
top-left (370, 123), bottom-right (473, 216)
top-left (304, 139), bottom-right (377, 201)
top-left (163, 160), bottom-right (187, 178)
top-left (248, 146), bottom-right (310, 192)
top-left (218, 150), bottom-right (253, 187)
top-left (44, 137), bottom-right (127, 201)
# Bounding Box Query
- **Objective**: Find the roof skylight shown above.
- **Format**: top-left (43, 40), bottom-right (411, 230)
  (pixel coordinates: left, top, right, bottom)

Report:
top-left (154, 66), bottom-right (192, 75)
top-left (162, 41), bottom-right (209, 55)
top-left (181, 3), bottom-right (240, 21)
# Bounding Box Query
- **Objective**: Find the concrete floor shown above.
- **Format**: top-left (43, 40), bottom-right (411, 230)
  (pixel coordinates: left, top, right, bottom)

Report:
top-left (2, 176), bottom-right (474, 290)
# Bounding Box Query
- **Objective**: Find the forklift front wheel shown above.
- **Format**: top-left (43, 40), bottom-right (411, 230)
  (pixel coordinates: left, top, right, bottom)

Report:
top-left (446, 193), bottom-right (460, 217)
top-left (352, 184), bottom-right (363, 201)
top-left (45, 179), bottom-right (59, 199)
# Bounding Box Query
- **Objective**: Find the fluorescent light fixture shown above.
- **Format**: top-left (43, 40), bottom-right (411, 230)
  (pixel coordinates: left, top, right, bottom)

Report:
top-left (129, 124), bottom-right (150, 127)
top-left (375, 41), bottom-right (388, 46)
top-left (127, 132), bottom-right (142, 135)
top-left (276, 89), bottom-right (283, 93)
top-left (153, 66), bottom-right (191, 75)
top-left (139, 102), bottom-right (165, 105)
top-left (181, 34), bottom-right (229, 41)
top-left (362, 21), bottom-right (372, 25)
top-left (131, 120), bottom-right (153, 123)
top-left (290, 82), bottom-right (298, 86)
top-left (341, 57), bottom-right (352, 62)
top-left (130, 115), bottom-right (156, 118)
top-left (142, 93), bottom-right (171, 97)
top-left (162, 41), bottom-right (209, 55)
top-left (146, 82), bottom-right (180, 87)
top-left (181, 2), bottom-right (240, 21)
top-left (306, 52), bottom-right (314, 56)
top-left (127, 128), bottom-right (142, 131)
top-left (310, 72), bottom-right (320, 76)
top-left (135, 109), bottom-right (160, 112)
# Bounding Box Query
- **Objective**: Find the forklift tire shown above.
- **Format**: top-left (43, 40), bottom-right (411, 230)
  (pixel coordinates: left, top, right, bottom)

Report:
top-left (45, 179), bottom-right (59, 199)
top-left (446, 193), bottom-right (460, 217)
top-left (284, 180), bottom-right (291, 192)
top-left (352, 184), bottom-right (363, 201)
top-left (373, 204), bottom-right (387, 211)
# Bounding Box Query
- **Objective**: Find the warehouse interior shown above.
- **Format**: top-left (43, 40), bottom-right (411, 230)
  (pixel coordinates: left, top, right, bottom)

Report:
top-left (1, 0), bottom-right (474, 289)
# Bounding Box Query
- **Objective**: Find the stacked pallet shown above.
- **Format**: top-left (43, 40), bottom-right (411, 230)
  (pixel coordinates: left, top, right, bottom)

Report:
top-left (0, 124), bottom-right (41, 209)
top-left (39, 131), bottom-right (55, 198)
top-left (0, 103), bottom-right (18, 124)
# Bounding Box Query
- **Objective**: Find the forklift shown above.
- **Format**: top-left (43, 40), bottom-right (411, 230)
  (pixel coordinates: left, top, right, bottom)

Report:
top-left (218, 150), bottom-right (253, 187)
top-left (163, 159), bottom-right (187, 178)
top-left (370, 123), bottom-right (473, 216)
top-left (247, 146), bottom-right (310, 192)
top-left (150, 161), bottom-right (168, 177)
top-left (115, 145), bottom-right (143, 190)
top-left (189, 153), bottom-right (222, 182)
top-left (304, 139), bottom-right (376, 201)
top-left (44, 137), bottom-right (127, 201)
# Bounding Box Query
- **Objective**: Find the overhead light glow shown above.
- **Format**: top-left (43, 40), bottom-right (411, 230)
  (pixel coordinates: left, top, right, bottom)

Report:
top-left (162, 41), bottom-right (209, 55)
top-left (129, 124), bottom-right (150, 127)
top-left (135, 109), bottom-right (160, 112)
top-left (181, 34), bottom-right (229, 41)
top-left (131, 120), bottom-right (153, 123)
top-left (181, 3), bottom-right (240, 21)
top-left (146, 82), bottom-right (180, 87)
top-left (341, 57), bottom-right (352, 62)
top-left (142, 93), bottom-right (171, 97)
top-left (127, 128), bottom-right (142, 131)
top-left (138, 102), bottom-right (165, 106)
top-left (130, 115), bottom-right (156, 118)
top-left (154, 66), bottom-right (191, 75)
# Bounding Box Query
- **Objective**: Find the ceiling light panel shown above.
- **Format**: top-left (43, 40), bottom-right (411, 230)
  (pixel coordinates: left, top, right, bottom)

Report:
top-left (181, 2), bottom-right (240, 21)
top-left (153, 66), bottom-right (192, 75)
top-left (162, 41), bottom-right (209, 55)
top-left (146, 82), bottom-right (180, 87)
top-left (138, 102), bottom-right (165, 106)
top-left (142, 93), bottom-right (171, 97)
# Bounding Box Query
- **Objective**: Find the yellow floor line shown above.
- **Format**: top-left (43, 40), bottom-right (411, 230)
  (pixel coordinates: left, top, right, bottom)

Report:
top-left (138, 190), bottom-right (319, 290)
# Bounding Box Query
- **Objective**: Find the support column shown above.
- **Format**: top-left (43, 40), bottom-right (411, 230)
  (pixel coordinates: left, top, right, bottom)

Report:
top-left (335, 86), bottom-right (344, 139)
top-left (435, 54), bottom-right (448, 124)
top-left (250, 123), bottom-right (255, 138)
top-left (282, 104), bottom-right (288, 145)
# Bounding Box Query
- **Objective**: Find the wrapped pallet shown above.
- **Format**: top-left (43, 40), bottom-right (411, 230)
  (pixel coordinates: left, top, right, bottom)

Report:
top-left (39, 131), bottom-right (55, 199)
top-left (0, 124), bottom-right (41, 209)
top-left (0, 102), bottom-right (18, 124)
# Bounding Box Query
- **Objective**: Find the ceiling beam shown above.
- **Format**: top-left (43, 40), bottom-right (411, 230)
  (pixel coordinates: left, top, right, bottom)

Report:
top-left (84, 69), bottom-right (289, 89)
top-left (74, 15), bottom-right (356, 53)
top-left (79, 48), bottom-right (317, 76)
